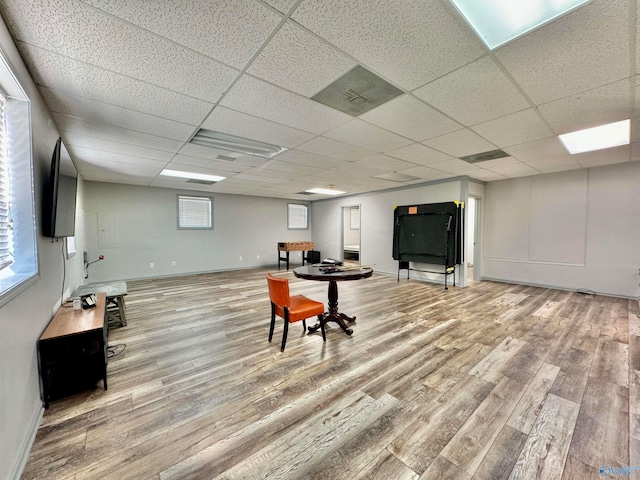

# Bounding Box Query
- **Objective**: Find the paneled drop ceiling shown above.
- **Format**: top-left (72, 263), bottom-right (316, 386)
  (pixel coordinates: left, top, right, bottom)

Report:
top-left (0, 0), bottom-right (637, 199)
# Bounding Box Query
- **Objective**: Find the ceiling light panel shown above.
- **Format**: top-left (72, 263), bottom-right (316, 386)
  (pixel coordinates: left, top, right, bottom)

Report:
top-left (305, 188), bottom-right (346, 195)
top-left (449, 0), bottom-right (590, 50)
top-left (559, 119), bottom-right (630, 154)
top-left (160, 169), bottom-right (226, 182)
top-left (189, 129), bottom-right (286, 159)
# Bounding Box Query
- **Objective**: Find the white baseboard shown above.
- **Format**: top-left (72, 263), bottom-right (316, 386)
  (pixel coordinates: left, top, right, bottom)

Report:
top-left (9, 403), bottom-right (43, 480)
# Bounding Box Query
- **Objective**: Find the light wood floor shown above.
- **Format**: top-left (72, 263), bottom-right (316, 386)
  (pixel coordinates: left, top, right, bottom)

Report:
top-left (22, 268), bottom-right (639, 479)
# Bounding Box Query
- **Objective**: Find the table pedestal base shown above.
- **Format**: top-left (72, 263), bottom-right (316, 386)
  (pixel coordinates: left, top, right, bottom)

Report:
top-left (307, 280), bottom-right (355, 336)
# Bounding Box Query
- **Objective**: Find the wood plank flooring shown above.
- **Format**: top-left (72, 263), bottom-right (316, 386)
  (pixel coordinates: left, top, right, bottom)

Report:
top-left (21, 268), bottom-right (639, 479)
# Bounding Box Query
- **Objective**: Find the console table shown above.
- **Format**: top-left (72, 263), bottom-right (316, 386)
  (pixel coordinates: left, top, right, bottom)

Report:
top-left (74, 281), bottom-right (127, 328)
top-left (38, 293), bottom-right (107, 408)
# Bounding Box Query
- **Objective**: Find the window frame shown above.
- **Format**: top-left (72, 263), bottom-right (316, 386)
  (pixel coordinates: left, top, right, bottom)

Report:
top-left (287, 203), bottom-right (309, 230)
top-left (177, 194), bottom-right (213, 230)
top-left (0, 46), bottom-right (39, 307)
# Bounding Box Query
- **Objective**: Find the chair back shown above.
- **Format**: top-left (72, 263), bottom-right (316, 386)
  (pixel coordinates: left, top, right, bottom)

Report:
top-left (266, 273), bottom-right (290, 308)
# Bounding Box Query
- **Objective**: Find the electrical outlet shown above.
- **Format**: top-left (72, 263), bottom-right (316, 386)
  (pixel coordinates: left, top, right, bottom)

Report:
top-left (171, 261), bottom-right (176, 267)
top-left (239, 256), bottom-right (243, 261)
top-left (150, 262), bottom-right (154, 268)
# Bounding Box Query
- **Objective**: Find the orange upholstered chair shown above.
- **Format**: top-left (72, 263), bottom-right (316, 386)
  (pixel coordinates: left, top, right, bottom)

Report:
top-left (266, 273), bottom-right (325, 351)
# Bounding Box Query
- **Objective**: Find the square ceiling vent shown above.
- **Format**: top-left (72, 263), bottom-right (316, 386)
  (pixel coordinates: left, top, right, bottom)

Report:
top-left (312, 65), bottom-right (404, 116)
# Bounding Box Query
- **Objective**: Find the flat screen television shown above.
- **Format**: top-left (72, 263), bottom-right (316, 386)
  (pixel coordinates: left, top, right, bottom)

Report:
top-left (43, 137), bottom-right (77, 238)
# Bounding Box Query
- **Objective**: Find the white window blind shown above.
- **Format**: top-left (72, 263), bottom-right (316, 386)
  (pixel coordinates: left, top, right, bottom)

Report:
top-left (178, 195), bottom-right (212, 229)
top-left (0, 92), bottom-right (11, 272)
top-left (288, 203), bottom-right (308, 229)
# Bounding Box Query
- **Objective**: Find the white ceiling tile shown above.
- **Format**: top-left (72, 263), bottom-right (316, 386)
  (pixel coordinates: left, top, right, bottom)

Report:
top-left (75, 157), bottom-right (161, 178)
top-left (220, 75), bottom-right (352, 134)
top-left (494, 0), bottom-right (630, 104)
top-left (53, 113), bottom-right (184, 153)
top-left (82, 172), bottom-right (153, 185)
top-left (296, 136), bottom-right (375, 161)
top-left (471, 109), bottom-right (554, 147)
top-left (356, 154), bottom-right (417, 171)
top-left (263, 0), bottom-right (297, 14)
top-left (397, 165), bottom-right (453, 181)
top-left (202, 107), bottom-right (315, 148)
top-left (62, 133), bottom-right (175, 162)
top-left (168, 156), bottom-right (252, 174)
top-left (467, 170), bottom-right (507, 181)
top-left (232, 173), bottom-right (287, 184)
top-left (41, 88), bottom-right (196, 141)
top-left (472, 156), bottom-right (520, 169)
top-left (20, 45), bottom-right (214, 125)
top-left (572, 145), bottom-right (631, 167)
top-left (2, 0), bottom-right (239, 101)
top-left (487, 162), bottom-right (541, 178)
top-left (259, 160), bottom-right (323, 176)
top-left (274, 149), bottom-right (346, 168)
top-left (429, 158), bottom-right (480, 175)
top-left (68, 145), bottom-right (168, 169)
top-left (538, 79), bottom-right (631, 134)
top-left (413, 56), bottom-right (530, 126)
top-left (386, 142), bottom-right (455, 166)
top-left (524, 156), bottom-right (581, 173)
top-left (323, 119), bottom-right (413, 153)
top-left (504, 137), bottom-right (570, 162)
top-left (247, 21), bottom-right (355, 97)
top-left (83, 0), bottom-right (282, 69)
top-left (361, 95), bottom-right (462, 141)
top-left (292, 0), bottom-right (485, 90)
top-left (422, 128), bottom-right (497, 158)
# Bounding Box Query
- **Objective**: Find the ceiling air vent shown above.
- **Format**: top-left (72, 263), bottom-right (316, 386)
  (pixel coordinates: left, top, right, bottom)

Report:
top-left (295, 191), bottom-right (315, 195)
top-left (460, 149), bottom-right (510, 164)
top-left (186, 178), bottom-right (218, 185)
top-left (312, 65), bottom-right (404, 116)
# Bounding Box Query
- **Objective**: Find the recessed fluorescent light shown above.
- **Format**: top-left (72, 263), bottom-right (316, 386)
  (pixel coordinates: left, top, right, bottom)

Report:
top-left (160, 169), bottom-right (226, 182)
top-left (189, 129), bottom-right (286, 159)
top-left (305, 188), bottom-right (346, 195)
top-left (559, 119), bottom-right (630, 154)
top-left (449, 0), bottom-right (590, 50)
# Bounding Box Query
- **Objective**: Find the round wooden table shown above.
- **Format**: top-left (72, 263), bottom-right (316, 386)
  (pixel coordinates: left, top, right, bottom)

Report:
top-left (293, 265), bottom-right (373, 336)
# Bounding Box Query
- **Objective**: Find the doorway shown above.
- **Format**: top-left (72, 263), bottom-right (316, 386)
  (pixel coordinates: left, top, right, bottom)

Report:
top-left (466, 197), bottom-right (481, 281)
top-left (341, 205), bottom-right (360, 266)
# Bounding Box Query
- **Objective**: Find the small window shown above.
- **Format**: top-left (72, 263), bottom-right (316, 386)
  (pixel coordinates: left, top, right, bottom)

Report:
top-left (178, 195), bottom-right (212, 229)
top-left (288, 203), bottom-right (308, 230)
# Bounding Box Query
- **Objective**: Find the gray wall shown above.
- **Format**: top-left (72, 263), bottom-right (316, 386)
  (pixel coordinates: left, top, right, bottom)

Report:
top-left (311, 179), bottom-right (465, 282)
top-left (483, 163), bottom-right (640, 298)
top-left (82, 182), bottom-right (312, 282)
top-left (0, 17), bottom-right (86, 479)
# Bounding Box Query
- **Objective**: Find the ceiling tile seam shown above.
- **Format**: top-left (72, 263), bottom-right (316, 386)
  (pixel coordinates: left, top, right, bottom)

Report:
top-left (55, 117), bottom-right (183, 154)
top-left (283, 17), bottom-right (412, 100)
top-left (483, 49), bottom-right (558, 137)
top-left (41, 85), bottom-right (204, 129)
top-left (19, 41), bottom-right (221, 106)
top-left (66, 142), bottom-right (175, 164)
top-left (54, 112), bottom-right (191, 144)
top-left (75, 0), bottom-right (256, 76)
top-left (152, 6), bottom-right (302, 185)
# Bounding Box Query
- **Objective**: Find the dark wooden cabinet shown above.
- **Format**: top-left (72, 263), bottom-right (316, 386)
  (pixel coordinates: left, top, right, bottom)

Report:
top-left (38, 293), bottom-right (107, 408)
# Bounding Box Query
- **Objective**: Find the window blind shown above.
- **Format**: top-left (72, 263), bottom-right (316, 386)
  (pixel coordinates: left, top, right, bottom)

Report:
top-left (0, 92), bottom-right (11, 271)
top-left (288, 203), bottom-right (308, 229)
top-left (178, 195), bottom-right (212, 229)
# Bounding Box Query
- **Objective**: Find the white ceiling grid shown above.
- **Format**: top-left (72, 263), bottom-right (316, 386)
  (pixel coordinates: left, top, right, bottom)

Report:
top-left (0, 0), bottom-right (636, 199)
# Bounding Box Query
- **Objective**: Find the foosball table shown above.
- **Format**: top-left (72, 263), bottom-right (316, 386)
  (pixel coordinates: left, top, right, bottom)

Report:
top-left (277, 241), bottom-right (315, 270)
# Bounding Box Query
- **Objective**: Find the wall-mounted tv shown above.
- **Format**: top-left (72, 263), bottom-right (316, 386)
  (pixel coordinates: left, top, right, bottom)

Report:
top-left (43, 137), bottom-right (77, 238)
